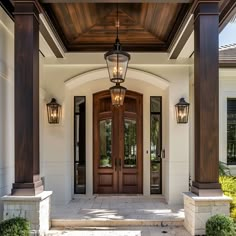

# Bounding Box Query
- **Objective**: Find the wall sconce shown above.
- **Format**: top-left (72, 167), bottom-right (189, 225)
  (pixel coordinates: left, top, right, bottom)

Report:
top-left (175, 98), bottom-right (190, 124)
top-left (46, 98), bottom-right (61, 124)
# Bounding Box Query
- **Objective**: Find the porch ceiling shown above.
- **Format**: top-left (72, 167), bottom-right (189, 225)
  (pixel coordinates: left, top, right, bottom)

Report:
top-left (38, 0), bottom-right (235, 53)
top-left (41, 2), bottom-right (191, 52)
top-left (1, 1), bottom-right (235, 55)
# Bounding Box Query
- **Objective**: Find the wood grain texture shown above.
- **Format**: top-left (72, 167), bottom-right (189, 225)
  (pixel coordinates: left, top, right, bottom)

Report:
top-left (41, 0), bottom-right (193, 3)
top-left (43, 2), bottom-right (189, 52)
top-left (192, 1), bottom-right (221, 194)
top-left (12, 1), bottom-right (43, 196)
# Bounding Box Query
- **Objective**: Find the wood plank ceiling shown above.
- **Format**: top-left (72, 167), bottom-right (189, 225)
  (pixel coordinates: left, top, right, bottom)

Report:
top-left (42, 3), bottom-right (190, 52)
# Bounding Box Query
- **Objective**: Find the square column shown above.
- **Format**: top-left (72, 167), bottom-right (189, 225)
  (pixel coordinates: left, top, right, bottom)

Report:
top-left (12, 0), bottom-right (43, 195)
top-left (183, 1), bottom-right (232, 235)
top-left (2, 1), bottom-right (53, 233)
top-left (192, 0), bottom-right (222, 196)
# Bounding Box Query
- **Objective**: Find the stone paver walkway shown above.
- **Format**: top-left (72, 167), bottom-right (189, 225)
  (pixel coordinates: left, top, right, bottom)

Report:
top-left (51, 196), bottom-right (184, 222)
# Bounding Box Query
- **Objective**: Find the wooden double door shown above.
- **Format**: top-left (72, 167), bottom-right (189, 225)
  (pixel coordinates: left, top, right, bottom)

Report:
top-left (93, 90), bottom-right (143, 194)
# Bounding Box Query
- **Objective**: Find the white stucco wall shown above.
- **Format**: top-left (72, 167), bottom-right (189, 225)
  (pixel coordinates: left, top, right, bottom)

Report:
top-left (0, 6), bottom-right (14, 220)
top-left (40, 66), bottom-right (102, 204)
top-left (65, 69), bottom-right (167, 198)
top-left (42, 64), bottom-right (190, 205)
top-left (129, 66), bottom-right (190, 204)
top-left (219, 69), bottom-right (236, 175)
top-left (189, 67), bottom-right (194, 183)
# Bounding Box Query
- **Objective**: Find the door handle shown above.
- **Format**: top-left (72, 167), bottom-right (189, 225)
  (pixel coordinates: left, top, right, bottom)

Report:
top-left (118, 158), bottom-right (121, 169)
top-left (115, 158), bottom-right (117, 171)
top-left (161, 149), bottom-right (165, 159)
top-left (115, 158), bottom-right (121, 171)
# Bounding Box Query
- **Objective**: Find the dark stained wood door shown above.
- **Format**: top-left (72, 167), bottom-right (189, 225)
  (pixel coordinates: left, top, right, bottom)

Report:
top-left (93, 90), bottom-right (143, 194)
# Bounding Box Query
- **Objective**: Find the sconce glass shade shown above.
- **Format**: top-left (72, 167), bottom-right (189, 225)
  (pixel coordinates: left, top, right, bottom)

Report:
top-left (46, 98), bottom-right (61, 124)
top-left (110, 83), bottom-right (126, 107)
top-left (175, 98), bottom-right (190, 124)
top-left (105, 38), bottom-right (130, 84)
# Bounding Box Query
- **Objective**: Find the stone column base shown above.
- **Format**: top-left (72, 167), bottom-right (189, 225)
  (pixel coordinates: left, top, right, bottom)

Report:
top-left (1, 191), bottom-right (53, 235)
top-left (183, 192), bottom-right (231, 236)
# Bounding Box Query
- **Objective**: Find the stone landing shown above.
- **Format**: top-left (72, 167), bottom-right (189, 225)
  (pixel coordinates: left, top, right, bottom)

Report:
top-left (51, 196), bottom-right (184, 228)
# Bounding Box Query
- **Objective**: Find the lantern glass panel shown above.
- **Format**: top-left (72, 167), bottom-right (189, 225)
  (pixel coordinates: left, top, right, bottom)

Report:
top-left (47, 99), bottom-right (61, 124)
top-left (106, 52), bottom-right (129, 83)
top-left (175, 105), bottom-right (189, 123)
top-left (110, 84), bottom-right (126, 107)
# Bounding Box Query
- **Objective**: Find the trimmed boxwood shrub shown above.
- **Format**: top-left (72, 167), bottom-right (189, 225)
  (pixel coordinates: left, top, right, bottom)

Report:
top-left (219, 176), bottom-right (236, 220)
top-left (0, 217), bottom-right (30, 236)
top-left (206, 214), bottom-right (235, 236)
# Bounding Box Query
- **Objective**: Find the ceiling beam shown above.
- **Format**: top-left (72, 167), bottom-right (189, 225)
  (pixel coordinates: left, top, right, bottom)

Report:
top-left (40, 0), bottom-right (192, 3)
top-left (169, 0), bottom-right (236, 59)
top-left (219, 0), bottom-right (236, 32)
top-left (169, 14), bottom-right (193, 59)
top-left (39, 14), bottom-right (65, 58)
top-left (168, 4), bottom-right (193, 59)
top-left (0, 0), bottom-right (14, 20)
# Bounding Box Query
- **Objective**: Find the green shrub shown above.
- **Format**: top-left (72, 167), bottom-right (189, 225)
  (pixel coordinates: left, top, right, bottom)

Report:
top-left (206, 214), bottom-right (235, 236)
top-left (219, 176), bottom-right (236, 221)
top-left (0, 217), bottom-right (30, 236)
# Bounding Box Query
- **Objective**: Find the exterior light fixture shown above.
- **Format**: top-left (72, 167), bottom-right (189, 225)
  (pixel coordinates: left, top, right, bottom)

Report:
top-left (104, 4), bottom-right (130, 84)
top-left (110, 83), bottom-right (126, 107)
top-left (104, 39), bottom-right (130, 84)
top-left (105, 3), bottom-right (130, 106)
top-left (175, 98), bottom-right (190, 124)
top-left (46, 98), bottom-right (61, 124)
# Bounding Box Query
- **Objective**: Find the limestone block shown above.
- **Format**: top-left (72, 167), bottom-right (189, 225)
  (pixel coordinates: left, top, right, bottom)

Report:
top-left (183, 192), bottom-right (232, 236)
top-left (1, 191), bottom-right (52, 236)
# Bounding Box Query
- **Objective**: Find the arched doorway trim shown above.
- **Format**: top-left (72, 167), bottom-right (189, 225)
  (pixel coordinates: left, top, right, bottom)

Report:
top-left (65, 67), bottom-right (170, 90)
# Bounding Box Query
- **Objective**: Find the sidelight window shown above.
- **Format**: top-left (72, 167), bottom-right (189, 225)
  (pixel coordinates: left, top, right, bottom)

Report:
top-left (227, 98), bottom-right (236, 165)
top-left (150, 97), bottom-right (162, 194)
top-left (74, 97), bottom-right (86, 194)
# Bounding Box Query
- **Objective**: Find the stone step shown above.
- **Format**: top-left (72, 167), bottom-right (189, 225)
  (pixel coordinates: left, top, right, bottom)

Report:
top-left (47, 226), bottom-right (191, 236)
top-left (51, 218), bottom-right (184, 228)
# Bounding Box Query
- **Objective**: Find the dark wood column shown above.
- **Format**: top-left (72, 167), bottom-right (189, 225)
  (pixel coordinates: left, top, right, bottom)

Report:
top-left (12, 0), bottom-right (43, 196)
top-left (192, 0), bottom-right (222, 196)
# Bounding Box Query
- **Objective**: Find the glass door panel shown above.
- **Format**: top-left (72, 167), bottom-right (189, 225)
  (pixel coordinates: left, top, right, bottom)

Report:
top-left (124, 119), bottom-right (137, 168)
top-left (99, 119), bottom-right (112, 167)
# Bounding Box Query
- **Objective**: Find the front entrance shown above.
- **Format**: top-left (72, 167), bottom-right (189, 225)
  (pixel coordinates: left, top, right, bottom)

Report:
top-left (93, 90), bottom-right (143, 194)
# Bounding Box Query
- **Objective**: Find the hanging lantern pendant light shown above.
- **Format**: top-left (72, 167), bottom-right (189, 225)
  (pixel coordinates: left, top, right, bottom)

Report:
top-left (110, 83), bottom-right (127, 107)
top-left (104, 4), bottom-right (130, 84)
